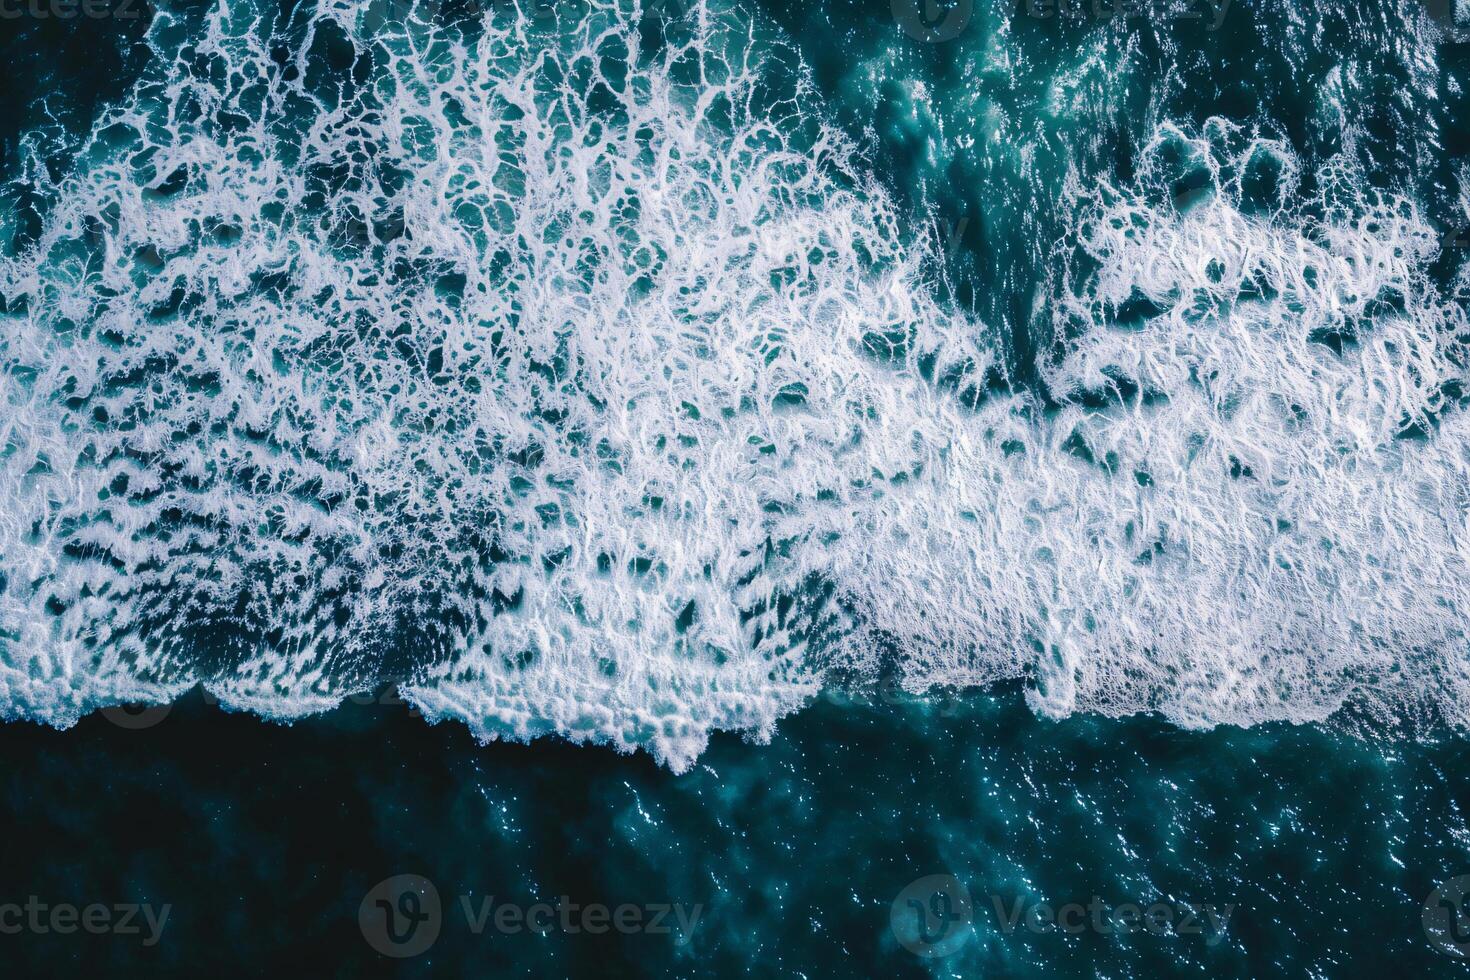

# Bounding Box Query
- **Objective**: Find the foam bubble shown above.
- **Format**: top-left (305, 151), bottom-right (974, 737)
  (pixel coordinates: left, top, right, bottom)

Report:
top-left (850, 122), bottom-right (1470, 735)
top-left (1, 1), bottom-right (1467, 770)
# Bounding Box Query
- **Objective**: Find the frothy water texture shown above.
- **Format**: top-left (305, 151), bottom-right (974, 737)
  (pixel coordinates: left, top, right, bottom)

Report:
top-left (1, 0), bottom-right (1468, 770)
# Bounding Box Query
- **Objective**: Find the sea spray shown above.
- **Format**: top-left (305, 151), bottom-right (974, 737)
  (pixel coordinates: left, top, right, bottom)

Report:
top-left (0, 0), bottom-right (1467, 771)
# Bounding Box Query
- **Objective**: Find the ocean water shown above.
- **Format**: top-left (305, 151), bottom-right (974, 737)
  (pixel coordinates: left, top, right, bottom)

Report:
top-left (2, 684), bottom-right (1470, 975)
top-left (3, 0), bottom-right (1470, 973)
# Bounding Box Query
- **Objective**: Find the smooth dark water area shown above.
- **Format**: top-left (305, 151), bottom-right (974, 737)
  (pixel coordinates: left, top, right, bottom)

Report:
top-left (2, 687), bottom-right (1469, 975)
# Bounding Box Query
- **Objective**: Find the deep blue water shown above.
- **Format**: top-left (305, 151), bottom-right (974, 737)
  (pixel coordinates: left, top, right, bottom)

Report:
top-left (3, 685), bottom-right (1470, 975)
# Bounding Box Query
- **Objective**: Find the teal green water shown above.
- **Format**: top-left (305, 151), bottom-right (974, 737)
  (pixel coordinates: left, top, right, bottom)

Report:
top-left (4, 0), bottom-right (1470, 973)
top-left (2, 686), bottom-right (1470, 974)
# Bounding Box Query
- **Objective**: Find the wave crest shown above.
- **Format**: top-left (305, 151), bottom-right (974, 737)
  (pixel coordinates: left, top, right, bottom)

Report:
top-left (1, 1), bottom-right (1467, 769)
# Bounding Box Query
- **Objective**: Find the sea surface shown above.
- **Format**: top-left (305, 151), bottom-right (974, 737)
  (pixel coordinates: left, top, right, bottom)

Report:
top-left (2, 0), bottom-right (1470, 974)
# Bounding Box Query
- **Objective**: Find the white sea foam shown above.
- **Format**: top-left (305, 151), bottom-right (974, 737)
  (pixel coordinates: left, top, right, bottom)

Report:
top-left (0, 1), bottom-right (1466, 769)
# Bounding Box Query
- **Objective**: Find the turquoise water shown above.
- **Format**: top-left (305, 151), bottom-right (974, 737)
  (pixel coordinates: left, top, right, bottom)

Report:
top-left (3, 0), bottom-right (1470, 973)
top-left (3, 685), bottom-right (1470, 974)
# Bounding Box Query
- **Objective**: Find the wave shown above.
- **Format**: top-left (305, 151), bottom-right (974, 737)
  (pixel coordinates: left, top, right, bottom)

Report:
top-left (1, 0), bottom-right (1466, 769)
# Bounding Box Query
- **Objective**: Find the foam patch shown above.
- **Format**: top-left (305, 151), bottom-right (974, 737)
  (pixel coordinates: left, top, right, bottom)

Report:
top-left (1, 1), bottom-right (1466, 769)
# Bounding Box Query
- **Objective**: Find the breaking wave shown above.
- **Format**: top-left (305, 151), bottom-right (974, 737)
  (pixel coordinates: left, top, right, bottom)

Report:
top-left (1, 0), bottom-right (1467, 769)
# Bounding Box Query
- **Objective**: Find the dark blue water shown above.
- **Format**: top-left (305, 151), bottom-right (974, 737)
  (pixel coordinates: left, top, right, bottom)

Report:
top-left (2, 685), bottom-right (1470, 975)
